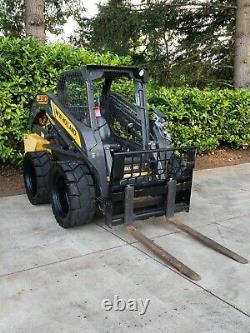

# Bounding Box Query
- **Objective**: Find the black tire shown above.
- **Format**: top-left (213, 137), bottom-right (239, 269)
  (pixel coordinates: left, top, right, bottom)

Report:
top-left (23, 152), bottom-right (52, 205)
top-left (49, 161), bottom-right (96, 228)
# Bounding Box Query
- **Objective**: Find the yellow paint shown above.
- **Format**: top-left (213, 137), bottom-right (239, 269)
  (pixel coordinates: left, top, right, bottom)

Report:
top-left (24, 133), bottom-right (51, 153)
top-left (51, 101), bottom-right (82, 147)
top-left (123, 171), bottom-right (149, 178)
top-left (123, 164), bottom-right (149, 178)
top-left (124, 165), bottom-right (140, 172)
top-left (36, 94), bottom-right (49, 105)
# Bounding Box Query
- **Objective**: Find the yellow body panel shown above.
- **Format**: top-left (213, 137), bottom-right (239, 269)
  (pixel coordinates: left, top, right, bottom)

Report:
top-left (51, 101), bottom-right (82, 147)
top-left (24, 133), bottom-right (51, 153)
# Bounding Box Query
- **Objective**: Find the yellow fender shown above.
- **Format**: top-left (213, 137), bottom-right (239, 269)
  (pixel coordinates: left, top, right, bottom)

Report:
top-left (24, 133), bottom-right (51, 154)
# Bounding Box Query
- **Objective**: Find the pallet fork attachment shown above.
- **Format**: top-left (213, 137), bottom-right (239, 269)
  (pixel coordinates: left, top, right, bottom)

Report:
top-left (105, 147), bottom-right (196, 226)
top-left (127, 220), bottom-right (248, 282)
top-left (127, 225), bottom-right (201, 281)
top-left (167, 219), bottom-right (248, 265)
top-left (125, 181), bottom-right (248, 281)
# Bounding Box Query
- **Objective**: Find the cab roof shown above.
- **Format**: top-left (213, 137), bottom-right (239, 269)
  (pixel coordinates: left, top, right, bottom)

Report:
top-left (59, 65), bottom-right (149, 83)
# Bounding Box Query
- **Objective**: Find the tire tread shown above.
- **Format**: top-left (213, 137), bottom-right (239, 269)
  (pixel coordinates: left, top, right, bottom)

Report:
top-left (50, 161), bottom-right (96, 228)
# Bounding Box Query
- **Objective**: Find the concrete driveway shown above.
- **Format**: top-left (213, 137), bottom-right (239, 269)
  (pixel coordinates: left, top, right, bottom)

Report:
top-left (0, 163), bottom-right (250, 332)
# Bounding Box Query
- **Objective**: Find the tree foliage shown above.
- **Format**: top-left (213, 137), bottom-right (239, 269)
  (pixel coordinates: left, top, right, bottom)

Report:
top-left (74, 0), bottom-right (237, 87)
top-left (0, 0), bottom-right (85, 37)
top-left (175, 0), bottom-right (236, 87)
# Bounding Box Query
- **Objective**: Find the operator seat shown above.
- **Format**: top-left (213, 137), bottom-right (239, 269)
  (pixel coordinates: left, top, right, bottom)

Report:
top-left (96, 115), bottom-right (112, 142)
top-left (96, 107), bottom-right (122, 153)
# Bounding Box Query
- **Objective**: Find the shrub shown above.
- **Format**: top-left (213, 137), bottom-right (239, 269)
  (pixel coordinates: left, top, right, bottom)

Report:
top-left (148, 86), bottom-right (250, 152)
top-left (0, 88), bottom-right (27, 163)
top-left (0, 37), bottom-right (249, 165)
top-left (0, 37), bottom-right (131, 164)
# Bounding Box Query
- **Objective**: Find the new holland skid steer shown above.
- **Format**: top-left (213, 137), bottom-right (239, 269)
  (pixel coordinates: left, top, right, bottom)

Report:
top-left (23, 65), bottom-right (247, 280)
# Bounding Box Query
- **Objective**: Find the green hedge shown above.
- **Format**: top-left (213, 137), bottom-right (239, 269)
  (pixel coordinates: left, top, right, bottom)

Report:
top-left (0, 37), bottom-right (250, 165)
top-left (148, 87), bottom-right (250, 152)
top-left (0, 37), bottom-right (132, 164)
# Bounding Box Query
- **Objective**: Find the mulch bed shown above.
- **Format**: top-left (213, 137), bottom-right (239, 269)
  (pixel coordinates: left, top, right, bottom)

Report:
top-left (0, 147), bottom-right (249, 197)
top-left (195, 147), bottom-right (250, 170)
top-left (0, 166), bottom-right (24, 197)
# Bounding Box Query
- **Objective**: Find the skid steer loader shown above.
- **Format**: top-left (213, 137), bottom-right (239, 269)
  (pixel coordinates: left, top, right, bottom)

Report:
top-left (23, 65), bottom-right (247, 281)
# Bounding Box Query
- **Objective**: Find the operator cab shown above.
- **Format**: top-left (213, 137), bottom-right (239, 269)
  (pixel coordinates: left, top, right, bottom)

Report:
top-left (57, 65), bottom-right (150, 153)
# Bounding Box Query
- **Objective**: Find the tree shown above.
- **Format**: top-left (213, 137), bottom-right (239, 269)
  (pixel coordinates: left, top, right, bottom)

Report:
top-left (234, 0), bottom-right (250, 88)
top-left (0, 0), bottom-right (85, 39)
top-left (75, 0), bottom-right (237, 87)
top-left (71, 0), bottom-right (138, 55)
top-left (174, 0), bottom-right (236, 87)
top-left (0, 0), bottom-right (24, 38)
top-left (25, 0), bottom-right (45, 42)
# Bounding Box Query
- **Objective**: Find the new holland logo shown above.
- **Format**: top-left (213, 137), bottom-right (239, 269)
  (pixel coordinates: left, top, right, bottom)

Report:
top-left (51, 101), bottom-right (82, 147)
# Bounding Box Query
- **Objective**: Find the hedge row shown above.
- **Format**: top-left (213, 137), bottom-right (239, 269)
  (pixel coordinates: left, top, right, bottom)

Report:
top-left (0, 37), bottom-right (250, 165)
top-left (148, 87), bottom-right (250, 152)
top-left (0, 37), bottom-right (131, 164)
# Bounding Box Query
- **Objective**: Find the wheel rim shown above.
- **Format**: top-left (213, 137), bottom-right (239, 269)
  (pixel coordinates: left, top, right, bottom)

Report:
top-left (53, 173), bottom-right (69, 218)
top-left (25, 162), bottom-right (37, 197)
